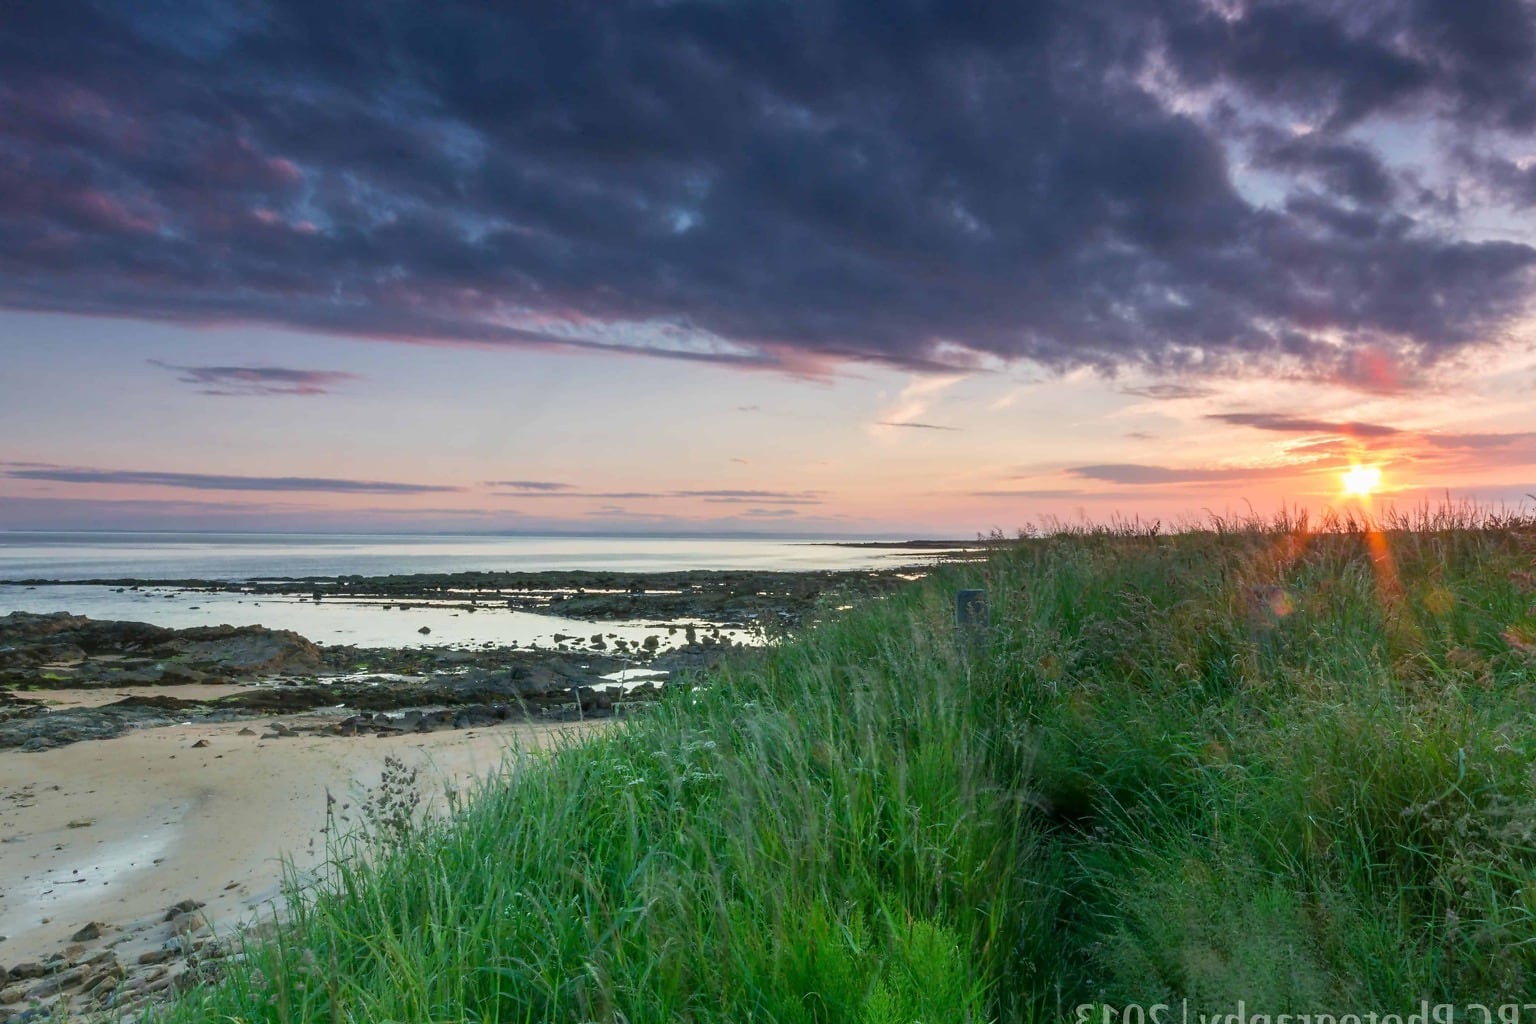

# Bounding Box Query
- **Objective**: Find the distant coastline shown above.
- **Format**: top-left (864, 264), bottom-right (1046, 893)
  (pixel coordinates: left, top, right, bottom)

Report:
top-left (0, 532), bottom-right (961, 583)
top-left (812, 538), bottom-right (1003, 549)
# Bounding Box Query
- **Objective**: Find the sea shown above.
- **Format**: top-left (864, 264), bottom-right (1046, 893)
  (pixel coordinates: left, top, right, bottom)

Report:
top-left (0, 532), bottom-right (951, 650)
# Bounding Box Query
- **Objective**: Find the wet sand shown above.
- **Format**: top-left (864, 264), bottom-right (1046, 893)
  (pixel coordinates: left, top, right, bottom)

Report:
top-left (0, 715), bottom-right (607, 966)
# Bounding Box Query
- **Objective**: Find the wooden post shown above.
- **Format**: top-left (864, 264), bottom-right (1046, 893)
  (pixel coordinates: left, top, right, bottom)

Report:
top-left (956, 588), bottom-right (988, 647)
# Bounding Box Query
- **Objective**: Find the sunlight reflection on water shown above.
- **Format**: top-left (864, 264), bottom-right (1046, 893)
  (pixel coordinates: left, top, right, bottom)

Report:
top-left (0, 584), bottom-right (756, 650)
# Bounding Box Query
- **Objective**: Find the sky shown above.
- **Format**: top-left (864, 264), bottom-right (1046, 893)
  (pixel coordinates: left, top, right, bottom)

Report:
top-left (3, 0), bottom-right (1536, 537)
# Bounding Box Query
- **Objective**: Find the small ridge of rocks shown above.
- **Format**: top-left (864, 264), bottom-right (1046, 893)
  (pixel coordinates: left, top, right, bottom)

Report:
top-left (0, 612), bottom-right (727, 751)
top-left (0, 898), bottom-right (238, 1023)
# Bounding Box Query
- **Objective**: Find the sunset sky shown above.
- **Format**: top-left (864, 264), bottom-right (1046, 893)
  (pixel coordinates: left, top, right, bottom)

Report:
top-left (4, 1), bottom-right (1536, 536)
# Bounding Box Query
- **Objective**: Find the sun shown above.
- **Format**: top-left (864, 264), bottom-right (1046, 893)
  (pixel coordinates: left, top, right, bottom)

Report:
top-left (1341, 464), bottom-right (1382, 498)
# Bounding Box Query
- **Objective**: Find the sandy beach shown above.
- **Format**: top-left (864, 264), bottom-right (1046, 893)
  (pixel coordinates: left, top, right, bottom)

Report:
top-left (0, 715), bottom-right (607, 970)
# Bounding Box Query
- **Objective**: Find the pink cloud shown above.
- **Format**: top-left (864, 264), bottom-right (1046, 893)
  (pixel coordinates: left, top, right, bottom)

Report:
top-left (73, 189), bottom-right (156, 234)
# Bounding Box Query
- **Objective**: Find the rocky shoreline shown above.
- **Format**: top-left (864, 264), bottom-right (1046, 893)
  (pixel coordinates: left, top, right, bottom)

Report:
top-left (0, 564), bottom-right (938, 1020)
top-left (0, 610), bottom-right (735, 752)
top-left (1, 564), bottom-right (928, 752)
top-left (2, 565), bottom-right (921, 626)
top-left (0, 900), bottom-right (245, 1023)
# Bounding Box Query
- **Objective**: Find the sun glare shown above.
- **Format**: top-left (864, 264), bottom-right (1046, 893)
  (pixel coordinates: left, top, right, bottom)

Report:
top-left (1341, 464), bottom-right (1382, 498)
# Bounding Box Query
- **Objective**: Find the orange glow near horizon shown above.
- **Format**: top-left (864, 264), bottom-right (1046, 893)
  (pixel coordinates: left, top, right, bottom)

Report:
top-left (1341, 464), bottom-right (1383, 499)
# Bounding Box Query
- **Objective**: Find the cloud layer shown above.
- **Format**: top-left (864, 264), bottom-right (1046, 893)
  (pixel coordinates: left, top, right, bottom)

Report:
top-left (149, 360), bottom-right (358, 395)
top-left (3, 1), bottom-right (1536, 381)
top-left (2, 464), bottom-right (459, 494)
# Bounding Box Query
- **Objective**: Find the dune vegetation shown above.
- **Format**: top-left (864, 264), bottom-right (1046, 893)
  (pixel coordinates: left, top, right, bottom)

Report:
top-left (151, 506), bottom-right (1536, 1022)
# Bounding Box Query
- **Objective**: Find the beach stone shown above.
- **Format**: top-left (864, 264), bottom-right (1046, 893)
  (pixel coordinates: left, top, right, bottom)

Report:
top-left (191, 739), bottom-right (210, 748)
top-left (135, 949), bottom-right (173, 967)
top-left (168, 910), bottom-right (209, 937)
top-left (25, 965), bottom-right (84, 999)
top-left (84, 960), bottom-right (124, 987)
top-left (418, 626), bottom-right (431, 635)
top-left (70, 922), bottom-right (104, 942)
top-left (178, 627), bottom-right (321, 675)
top-left (573, 687), bottom-right (613, 713)
top-left (162, 899), bottom-right (204, 922)
top-left (6, 964), bottom-right (44, 981)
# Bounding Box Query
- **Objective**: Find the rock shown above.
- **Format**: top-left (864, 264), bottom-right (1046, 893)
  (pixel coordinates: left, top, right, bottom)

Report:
top-left (191, 739), bottom-right (210, 748)
top-left (177, 626), bottom-right (322, 675)
top-left (4, 704), bottom-right (184, 751)
top-left (24, 966), bottom-right (84, 1000)
top-left (70, 922), bottom-right (104, 942)
top-left (418, 626), bottom-right (431, 635)
top-left (237, 727), bottom-right (257, 736)
top-left (135, 949), bottom-right (174, 967)
top-left (0, 614), bottom-right (321, 678)
top-left (6, 964), bottom-right (44, 981)
top-left (167, 910), bottom-right (209, 937)
top-left (573, 687), bottom-right (613, 713)
top-left (162, 899), bottom-right (204, 922)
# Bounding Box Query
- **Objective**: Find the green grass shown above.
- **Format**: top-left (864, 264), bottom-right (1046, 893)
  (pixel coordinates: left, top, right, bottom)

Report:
top-left (150, 506), bottom-right (1536, 1022)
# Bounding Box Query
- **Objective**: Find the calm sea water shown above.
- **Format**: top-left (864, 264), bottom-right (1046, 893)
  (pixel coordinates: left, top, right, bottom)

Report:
top-left (0, 532), bottom-right (949, 648)
top-left (0, 531), bottom-right (943, 581)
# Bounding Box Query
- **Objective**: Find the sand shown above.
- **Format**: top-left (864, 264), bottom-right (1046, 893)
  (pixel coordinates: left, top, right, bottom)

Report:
top-left (0, 715), bottom-right (607, 966)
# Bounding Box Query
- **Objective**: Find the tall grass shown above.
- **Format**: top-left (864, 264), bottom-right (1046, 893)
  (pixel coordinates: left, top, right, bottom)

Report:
top-left (151, 505), bottom-right (1536, 1022)
top-left (154, 578), bottom-right (1021, 1023)
top-left (987, 505), bottom-right (1536, 1012)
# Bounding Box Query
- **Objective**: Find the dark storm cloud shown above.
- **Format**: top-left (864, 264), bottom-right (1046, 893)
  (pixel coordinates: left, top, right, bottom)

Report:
top-left (1207, 412), bottom-right (1403, 437)
top-left (3, 1), bottom-right (1536, 381)
top-left (1165, 0), bottom-right (1536, 130)
top-left (149, 359), bottom-right (358, 395)
top-left (3, 464), bottom-right (459, 494)
top-left (1459, 149), bottom-right (1536, 207)
top-left (1248, 130), bottom-right (1397, 206)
